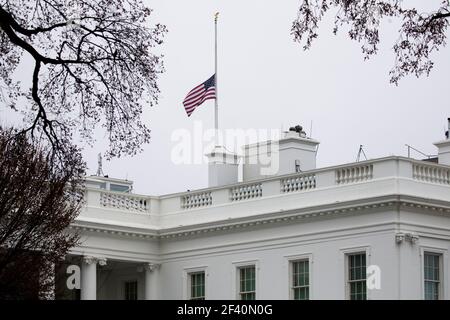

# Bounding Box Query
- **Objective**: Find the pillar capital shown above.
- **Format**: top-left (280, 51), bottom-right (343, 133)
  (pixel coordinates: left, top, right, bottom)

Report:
top-left (98, 258), bottom-right (108, 266)
top-left (144, 263), bottom-right (161, 272)
top-left (144, 262), bottom-right (160, 300)
top-left (82, 256), bottom-right (107, 266)
top-left (82, 256), bottom-right (97, 265)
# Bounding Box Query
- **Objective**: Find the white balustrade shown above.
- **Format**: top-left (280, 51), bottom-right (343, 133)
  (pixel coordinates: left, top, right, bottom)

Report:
top-left (230, 183), bottom-right (263, 201)
top-left (99, 192), bottom-right (150, 213)
top-left (281, 173), bottom-right (316, 193)
top-left (86, 158), bottom-right (450, 214)
top-left (181, 192), bottom-right (212, 210)
top-left (336, 165), bottom-right (373, 184)
top-left (413, 163), bottom-right (450, 185)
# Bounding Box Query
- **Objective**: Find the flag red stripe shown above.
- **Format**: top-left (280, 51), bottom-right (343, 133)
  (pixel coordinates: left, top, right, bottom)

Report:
top-left (199, 94), bottom-right (216, 104)
top-left (184, 96), bottom-right (205, 109)
top-left (182, 75), bottom-right (216, 116)
top-left (183, 88), bottom-right (206, 105)
top-left (185, 88), bottom-right (214, 104)
top-left (184, 88), bottom-right (214, 108)
top-left (184, 86), bottom-right (205, 101)
top-left (185, 89), bottom-right (216, 109)
top-left (187, 84), bottom-right (203, 94)
top-left (185, 104), bottom-right (199, 112)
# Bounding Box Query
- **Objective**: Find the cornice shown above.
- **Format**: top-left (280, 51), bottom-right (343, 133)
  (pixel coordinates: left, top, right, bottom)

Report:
top-left (69, 224), bottom-right (158, 240)
top-left (159, 198), bottom-right (397, 239)
top-left (70, 195), bottom-right (450, 241)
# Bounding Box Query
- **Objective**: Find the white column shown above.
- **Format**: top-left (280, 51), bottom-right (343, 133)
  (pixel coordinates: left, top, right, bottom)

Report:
top-left (144, 263), bottom-right (160, 300)
top-left (81, 256), bottom-right (107, 300)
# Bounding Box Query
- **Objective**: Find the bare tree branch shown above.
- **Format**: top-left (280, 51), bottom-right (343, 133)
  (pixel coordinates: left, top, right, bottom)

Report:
top-left (0, 0), bottom-right (167, 158)
top-left (0, 128), bottom-right (84, 299)
top-left (292, 0), bottom-right (450, 84)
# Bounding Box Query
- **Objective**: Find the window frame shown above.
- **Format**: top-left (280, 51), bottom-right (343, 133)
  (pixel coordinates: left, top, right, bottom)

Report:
top-left (188, 271), bottom-right (206, 300)
top-left (232, 260), bottom-right (259, 300)
top-left (238, 265), bottom-right (256, 300)
top-left (285, 253), bottom-right (313, 300)
top-left (183, 266), bottom-right (208, 300)
top-left (347, 252), bottom-right (367, 300)
top-left (341, 246), bottom-right (370, 300)
top-left (420, 246), bottom-right (447, 300)
top-left (291, 259), bottom-right (310, 300)
top-left (123, 279), bottom-right (138, 301)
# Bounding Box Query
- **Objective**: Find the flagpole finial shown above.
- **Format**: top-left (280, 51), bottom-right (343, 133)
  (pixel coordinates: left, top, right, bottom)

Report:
top-left (214, 12), bottom-right (219, 22)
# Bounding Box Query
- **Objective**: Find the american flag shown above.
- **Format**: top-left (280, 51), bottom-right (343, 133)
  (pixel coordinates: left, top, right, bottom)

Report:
top-left (183, 74), bottom-right (216, 117)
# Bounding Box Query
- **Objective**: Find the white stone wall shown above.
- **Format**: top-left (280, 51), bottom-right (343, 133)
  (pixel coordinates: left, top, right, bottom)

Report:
top-left (70, 156), bottom-right (450, 300)
top-left (81, 208), bottom-right (450, 300)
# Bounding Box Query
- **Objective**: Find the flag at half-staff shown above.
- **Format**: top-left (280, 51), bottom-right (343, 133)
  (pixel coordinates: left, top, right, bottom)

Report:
top-left (183, 74), bottom-right (216, 117)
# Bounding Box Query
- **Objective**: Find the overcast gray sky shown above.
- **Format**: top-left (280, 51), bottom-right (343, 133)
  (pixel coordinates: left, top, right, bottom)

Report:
top-left (2, 0), bottom-right (449, 195)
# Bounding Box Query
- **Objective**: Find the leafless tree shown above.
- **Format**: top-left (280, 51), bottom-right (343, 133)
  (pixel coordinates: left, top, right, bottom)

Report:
top-left (292, 0), bottom-right (449, 84)
top-left (0, 128), bottom-right (84, 299)
top-left (0, 0), bottom-right (167, 158)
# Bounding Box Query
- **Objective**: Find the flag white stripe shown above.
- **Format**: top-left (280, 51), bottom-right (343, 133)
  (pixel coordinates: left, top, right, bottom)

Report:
top-left (184, 88), bottom-right (214, 107)
top-left (182, 75), bottom-right (216, 116)
top-left (183, 89), bottom-right (206, 104)
top-left (184, 86), bottom-right (205, 102)
top-left (185, 89), bottom-right (216, 109)
top-left (184, 96), bottom-right (204, 109)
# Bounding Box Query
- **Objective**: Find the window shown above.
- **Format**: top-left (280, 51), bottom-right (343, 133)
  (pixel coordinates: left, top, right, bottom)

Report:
top-left (424, 252), bottom-right (441, 300)
top-left (295, 159), bottom-right (301, 173)
top-left (110, 184), bottom-right (130, 193)
top-left (239, 266), bottom-right (256, 300)
top-left (124, 281), bottom-right (137, 300)
top-left (291, 260), bottom-right (309, 300)
top-left (189, 272), bottom-right (205, 300)
top-left (348, 253), bottom-right (367, 300)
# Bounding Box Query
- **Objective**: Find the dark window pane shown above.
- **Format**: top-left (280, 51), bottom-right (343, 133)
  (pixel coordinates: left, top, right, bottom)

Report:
top-left (239, 266), bottom-right (256, 300)
top-left (124, 281), bottom-right (137, 300)
top-left (292, 260), bottom-right (309, 300)
top-left (424, 253), bottom-right (440, 300)
top-left (190, 272), bottom-right (205, 300)
top-left (348, 253), bottom-right (366, 300)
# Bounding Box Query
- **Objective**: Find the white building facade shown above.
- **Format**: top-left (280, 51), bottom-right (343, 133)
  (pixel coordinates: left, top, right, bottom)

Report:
top-left (58, 125), bottom-right (450, 300)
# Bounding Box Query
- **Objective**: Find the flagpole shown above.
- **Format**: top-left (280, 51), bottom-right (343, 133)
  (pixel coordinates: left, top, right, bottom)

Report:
top-left (214, 12), bottom-right (219, 147)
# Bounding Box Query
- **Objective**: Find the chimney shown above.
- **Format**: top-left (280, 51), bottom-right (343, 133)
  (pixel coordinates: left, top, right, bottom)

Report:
top-left (242, 125), bottom-right (320, 181)
top-left (433, 118), bottom-right (450, 166)
top-left (206, 146), bottom-right (239, 187)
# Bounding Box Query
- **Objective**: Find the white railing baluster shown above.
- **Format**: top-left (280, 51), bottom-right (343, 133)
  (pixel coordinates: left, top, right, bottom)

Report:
top-left (335, 165), bottom-right (373, 185)
top-left (280, 173), bottom-right (316, 193)
top-left (230, 183), bottom-right (263, 201)
top-left (181, 192), bottom-right (212, 210)
top-left (99, 192), bottom-right (150, 213)
top-left (413, 163), bottom-right (450, 185)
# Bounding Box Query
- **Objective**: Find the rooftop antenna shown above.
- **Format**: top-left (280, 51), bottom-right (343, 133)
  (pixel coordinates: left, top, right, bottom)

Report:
top-left (356, 145), bottom-right (368, 162)
top-left (97, 153), bottom-right (104, 176)
top-left (309, 120), bottom-right (313, 138)
top-left (405, 144), bottom-right (432, 159)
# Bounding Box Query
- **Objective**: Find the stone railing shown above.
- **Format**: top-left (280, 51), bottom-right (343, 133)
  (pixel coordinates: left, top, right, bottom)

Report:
top-left (413, 163), bottom-right (450, 185)
top-left (180, 191), bottom-right (213, 210)
top-left (281, 173), bottom-right (316, 193)
top-left (230, 182), bottom-right (263, 201)
top-left (336, 164), bottom-right (373, 184)
top-left (85, 157), bottom-right (450, 214)
top-left (99, 191), bottom-right (150, 213)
